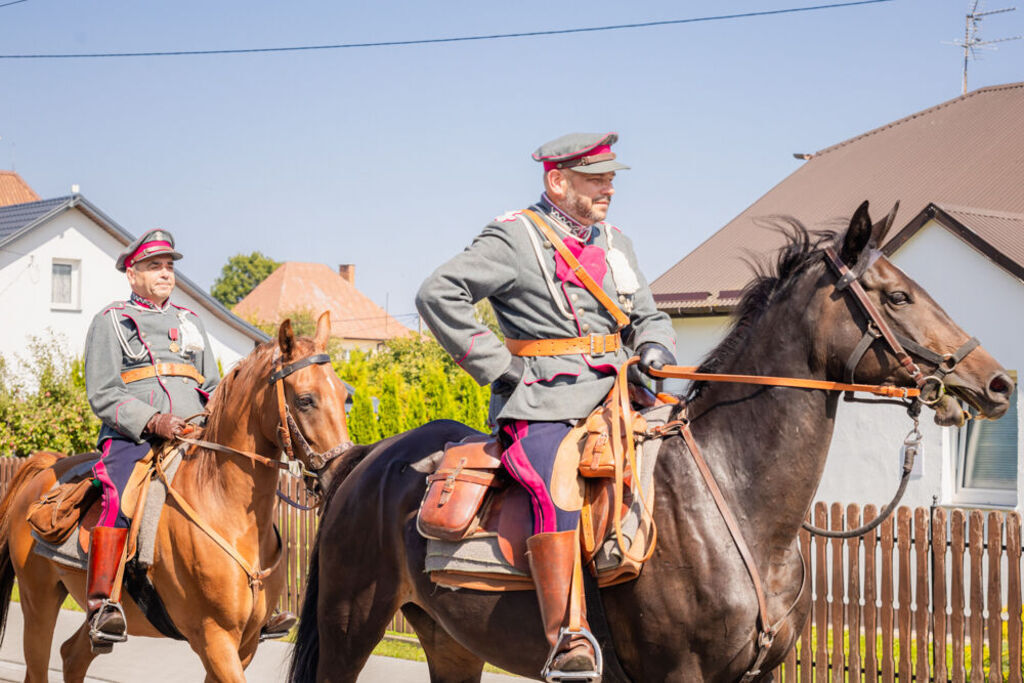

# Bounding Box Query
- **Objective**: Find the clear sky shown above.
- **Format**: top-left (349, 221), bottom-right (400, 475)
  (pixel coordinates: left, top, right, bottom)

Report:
top-left (0, 1), bottom-right (1020, 328)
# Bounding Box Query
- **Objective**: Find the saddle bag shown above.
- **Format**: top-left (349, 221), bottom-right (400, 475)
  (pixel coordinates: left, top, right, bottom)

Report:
top-left (579, 391), bottom-right (648, 478)
top-left (27, 477), bottom-right (101, 544)
top-left (417, 439), bottom-right (504, 541)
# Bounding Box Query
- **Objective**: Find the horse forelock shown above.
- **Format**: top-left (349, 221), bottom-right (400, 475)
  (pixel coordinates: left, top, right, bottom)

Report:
top-left (687, 219), bottom-right (839, 400)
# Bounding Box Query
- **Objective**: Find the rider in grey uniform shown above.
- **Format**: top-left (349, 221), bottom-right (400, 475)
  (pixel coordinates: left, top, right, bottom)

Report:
top-left (417, 133), bottom-right (676, 678)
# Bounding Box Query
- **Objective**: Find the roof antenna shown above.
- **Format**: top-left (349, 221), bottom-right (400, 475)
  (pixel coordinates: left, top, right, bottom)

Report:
top-left (951, 1), bottom-right (1021, 95)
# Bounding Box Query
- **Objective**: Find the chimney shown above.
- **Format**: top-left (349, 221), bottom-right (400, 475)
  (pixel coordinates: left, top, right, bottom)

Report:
top-left (338, 264), bottom-right (355, 283)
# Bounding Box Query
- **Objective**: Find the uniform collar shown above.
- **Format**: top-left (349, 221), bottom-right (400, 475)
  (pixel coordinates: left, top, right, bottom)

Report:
top-left (539, 194), bottom-right (594, 243)
top-left (129, 292), bottom-right (170, 311)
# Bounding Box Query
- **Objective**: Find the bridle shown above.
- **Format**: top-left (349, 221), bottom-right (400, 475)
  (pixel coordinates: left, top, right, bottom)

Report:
top-left (822, 246), bottom-right (980, 407)
top-left (269, 351), bottom-right (355, 472)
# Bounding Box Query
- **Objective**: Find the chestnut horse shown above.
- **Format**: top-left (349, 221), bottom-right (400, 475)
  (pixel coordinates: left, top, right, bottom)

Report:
top-left (0, 312), bottom-right (351, 682)
top-left (289, 203), bottom-right (1014, 682)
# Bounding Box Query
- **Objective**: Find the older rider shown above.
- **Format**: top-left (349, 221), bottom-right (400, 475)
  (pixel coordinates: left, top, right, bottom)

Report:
top-left (416, 133), bottom-right (677, 677)
top-left (82, 229), bottom-right (220, 648)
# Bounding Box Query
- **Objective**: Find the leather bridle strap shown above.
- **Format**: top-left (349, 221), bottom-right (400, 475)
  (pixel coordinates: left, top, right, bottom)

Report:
top-left (267, 353), bottom-right (331, 384)
top-left (648, 365), bottom-right (920, 399)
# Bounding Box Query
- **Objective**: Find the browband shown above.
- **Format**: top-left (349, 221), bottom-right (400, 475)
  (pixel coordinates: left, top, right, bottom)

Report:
top-left (268, 353), bottom-right (332, 384)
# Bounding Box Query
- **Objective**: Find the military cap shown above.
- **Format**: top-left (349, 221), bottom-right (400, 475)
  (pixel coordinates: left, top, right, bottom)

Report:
top-left (115, 229), bottom-right (183, 272)
top-left (532, 132), bottom-right (630, 174)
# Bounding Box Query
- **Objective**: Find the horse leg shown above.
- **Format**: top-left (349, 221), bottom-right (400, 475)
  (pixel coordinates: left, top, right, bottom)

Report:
top-left (400, 603), bottom-right (485, 683)
top-left (189, 630), bottom-right (246, 683)
top-left (18, 575), bottom-right (67, 683)
top-left (58, 623), bottom-right (101, 683)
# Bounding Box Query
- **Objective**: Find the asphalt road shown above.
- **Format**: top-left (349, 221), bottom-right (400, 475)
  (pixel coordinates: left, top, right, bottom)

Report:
top-left (0, 604), bottom-right (520, 682)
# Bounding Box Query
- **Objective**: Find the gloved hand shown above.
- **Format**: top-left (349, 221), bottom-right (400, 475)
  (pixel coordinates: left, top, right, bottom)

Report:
top-left (146, 413), bottom-right (187, 440)
top-left (491, 356), bottom-right (525, 396)
top-left (637, 342), bottom-right (676, 377)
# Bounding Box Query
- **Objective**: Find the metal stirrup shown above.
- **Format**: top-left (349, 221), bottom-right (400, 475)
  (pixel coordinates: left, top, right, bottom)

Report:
top-left (541, 627), bottom-right (604, 683)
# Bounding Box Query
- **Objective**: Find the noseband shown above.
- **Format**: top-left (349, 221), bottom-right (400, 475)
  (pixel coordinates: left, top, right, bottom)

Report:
top-left (823, 247), bottom-right (980, 406)
top-left (269, 352), bottom-right (355, 472)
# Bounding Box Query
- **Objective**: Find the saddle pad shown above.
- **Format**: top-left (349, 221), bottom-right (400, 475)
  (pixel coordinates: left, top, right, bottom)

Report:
top-left (31, 452), bottom-right (182, 570)
top-left (424, 404), bottom-right (672, 580)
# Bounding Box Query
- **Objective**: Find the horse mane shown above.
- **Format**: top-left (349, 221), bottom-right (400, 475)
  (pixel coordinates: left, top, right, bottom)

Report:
top-left (685, 219), bottom-right (839, 400)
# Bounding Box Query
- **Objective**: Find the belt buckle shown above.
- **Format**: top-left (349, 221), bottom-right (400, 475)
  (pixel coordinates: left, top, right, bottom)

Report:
top-left (589, 335), bottom-right (606, 356)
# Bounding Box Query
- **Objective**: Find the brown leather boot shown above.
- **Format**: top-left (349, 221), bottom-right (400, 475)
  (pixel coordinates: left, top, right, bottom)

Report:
top-left (260, 609), bottom-right (297, 641)
top-left (526, 531), bottom-right (598, 677)
top-left (86, 526), bottom-right (128, 650)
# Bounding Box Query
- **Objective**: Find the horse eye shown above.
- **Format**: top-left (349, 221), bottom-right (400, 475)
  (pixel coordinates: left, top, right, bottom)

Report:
top-left (888, 291), bottom-right (910, 305)
top-left (295, 394), bottom-right (316, 410)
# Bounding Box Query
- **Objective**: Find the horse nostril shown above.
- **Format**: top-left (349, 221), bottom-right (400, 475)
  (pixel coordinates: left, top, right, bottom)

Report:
top-left (988, 373), bottom-right (1014, 397)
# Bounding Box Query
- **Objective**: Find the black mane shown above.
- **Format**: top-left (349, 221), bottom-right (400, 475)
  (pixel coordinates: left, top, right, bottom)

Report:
top-left (686, 219), bottom-right (837, 400)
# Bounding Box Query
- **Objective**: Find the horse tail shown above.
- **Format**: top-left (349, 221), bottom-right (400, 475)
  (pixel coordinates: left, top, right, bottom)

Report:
top-left (0, 452), bottom-right (58, 643)
top-left (288, 539), bottom-right (321, 682)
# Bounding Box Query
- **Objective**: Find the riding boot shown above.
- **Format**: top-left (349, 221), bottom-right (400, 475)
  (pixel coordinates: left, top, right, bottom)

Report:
top-left (86, 526), bottom-right (128, 650)
top-left (526, 531), bottom-right (597, 675)
top-left (259, 609), bottom-right (298, 641)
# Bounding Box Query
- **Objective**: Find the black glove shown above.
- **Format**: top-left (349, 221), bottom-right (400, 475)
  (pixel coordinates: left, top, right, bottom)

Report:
top-left (491, 356), bottom-right (525, 396)
top-left (637, 342), bottom-right (676, 377)
top-left (146, 413), bottom-right (187, 440)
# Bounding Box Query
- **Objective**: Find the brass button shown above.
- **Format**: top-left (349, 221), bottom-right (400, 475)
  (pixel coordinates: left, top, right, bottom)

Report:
top-left (571, 293), bottom-right (579, 302)
top-left (618, 295), bottom-right (627, 303)
top-left (543, 240), bottom-right (552, 248)
top-left (582, 323), bottom-right (591, 332)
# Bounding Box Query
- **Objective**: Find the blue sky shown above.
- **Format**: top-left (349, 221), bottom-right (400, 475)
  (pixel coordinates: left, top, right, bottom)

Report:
top-left (1, 1), bottom-right (1020, 327)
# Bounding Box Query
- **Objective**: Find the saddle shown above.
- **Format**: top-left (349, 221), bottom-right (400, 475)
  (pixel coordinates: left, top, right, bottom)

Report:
top-left (27, 440), bottom-right (183, 563)
top-left (417, 376), bottom-right (671, 591)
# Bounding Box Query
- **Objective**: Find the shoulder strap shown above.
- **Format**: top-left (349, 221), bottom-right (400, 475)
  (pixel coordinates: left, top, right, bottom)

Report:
top-left (520, 209), bottom-right (630, 328)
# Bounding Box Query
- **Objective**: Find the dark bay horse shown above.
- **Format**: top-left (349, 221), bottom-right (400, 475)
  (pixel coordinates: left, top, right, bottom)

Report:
top-left (0, 312), bottom-right (351, 682)
top-left (289, 203), bottom-right (1014, 682)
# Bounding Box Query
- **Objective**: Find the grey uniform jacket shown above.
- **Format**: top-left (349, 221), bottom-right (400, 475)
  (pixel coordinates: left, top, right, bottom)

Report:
top-left (416, 198), bottom-right (676, 425)
top-left (84, 298), bottom-right (220, 446)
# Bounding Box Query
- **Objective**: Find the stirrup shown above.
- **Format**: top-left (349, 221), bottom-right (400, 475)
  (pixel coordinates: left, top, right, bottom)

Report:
top-left (541, 626), bottom-right (603, 683)
top-left (88, 600), bottom-right (128, 645)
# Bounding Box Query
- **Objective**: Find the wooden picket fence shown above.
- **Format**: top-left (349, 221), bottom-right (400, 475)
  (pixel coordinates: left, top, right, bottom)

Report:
top-left (1, 458), bottom-right (1022, 679)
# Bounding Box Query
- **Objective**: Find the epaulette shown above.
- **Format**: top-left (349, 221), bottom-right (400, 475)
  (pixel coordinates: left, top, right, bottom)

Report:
top-left (100, 301), bottom-right (128, 316)
top-left (494, 210), bottom-right (524, 223)
top-left (170, 303), bottom-right (198, 316)
top-left (600, 221), bottom-right (622, 233)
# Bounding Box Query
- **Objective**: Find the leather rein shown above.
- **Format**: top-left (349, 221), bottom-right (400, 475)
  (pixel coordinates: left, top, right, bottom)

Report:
top-left (635, 245), bottom-right (981, 680)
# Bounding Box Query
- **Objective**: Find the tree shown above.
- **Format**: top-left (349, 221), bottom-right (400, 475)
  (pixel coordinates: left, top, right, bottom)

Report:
top-left (210, 252), bottom-right (280, 308)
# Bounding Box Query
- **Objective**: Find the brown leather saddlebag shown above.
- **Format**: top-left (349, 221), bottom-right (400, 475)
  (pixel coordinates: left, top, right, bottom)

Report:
top-left (27, 477), bottom-right (101, 544)
top-left (579, 390), bottom-right (648, 478)
top-left (417, 439), bottom-right (504, 541)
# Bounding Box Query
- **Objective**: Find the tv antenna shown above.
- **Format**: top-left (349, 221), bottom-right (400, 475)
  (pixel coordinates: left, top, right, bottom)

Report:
top-left (952, 1), bottom-right (1021, 95)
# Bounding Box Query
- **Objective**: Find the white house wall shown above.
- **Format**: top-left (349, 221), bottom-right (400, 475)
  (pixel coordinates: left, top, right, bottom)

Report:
top-left (0, 208), bottom-right (258, 378)
top-left (669, 220), bottom-right (1023, 511)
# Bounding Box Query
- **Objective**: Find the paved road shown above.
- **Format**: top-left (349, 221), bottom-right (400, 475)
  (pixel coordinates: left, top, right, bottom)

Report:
top-left (0, 605), bottom-right (520, 682)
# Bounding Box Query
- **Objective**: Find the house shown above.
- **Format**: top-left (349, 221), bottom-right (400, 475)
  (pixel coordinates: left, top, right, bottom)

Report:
top-left (650, 83), bottom-right (1024, 510)
top-left (233, 262), bottom-right (414, 352)
top-left (0, 190), bottom-right (269, 375)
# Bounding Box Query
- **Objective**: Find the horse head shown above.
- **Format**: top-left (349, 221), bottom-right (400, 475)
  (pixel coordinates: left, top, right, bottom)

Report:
top-left (813, 200), bottom-right (1013, 426)
top-left (268, 311), bottom-right (354, 473)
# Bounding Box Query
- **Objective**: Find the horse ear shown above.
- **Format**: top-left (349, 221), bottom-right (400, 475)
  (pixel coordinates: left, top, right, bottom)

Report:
top-left (278, 319), bottom-right (296, 360)
top-left (840, 200), bottom-right (873, 265)
top-left (872, 200), bottom-right (900, 245)
top-left (314, 311), bottom-right (331, 351)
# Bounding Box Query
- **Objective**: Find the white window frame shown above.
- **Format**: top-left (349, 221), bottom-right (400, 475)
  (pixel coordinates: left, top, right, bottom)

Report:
top-left (945, 370), bottom-right (1020, 508)
top-left (50, 258), bottom-right (81, 311)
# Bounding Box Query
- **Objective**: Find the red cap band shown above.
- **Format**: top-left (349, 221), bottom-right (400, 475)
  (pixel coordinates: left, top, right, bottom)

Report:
top-left (543, 144), bottom-right (612, 172)
top-left (125, 240), bottom-right (172, 269)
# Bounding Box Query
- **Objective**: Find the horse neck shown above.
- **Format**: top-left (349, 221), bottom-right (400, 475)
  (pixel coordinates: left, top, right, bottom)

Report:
top-left (177, 384), bottom-right (282, 530)
top-left (683, 278), bottom-right (837, 545)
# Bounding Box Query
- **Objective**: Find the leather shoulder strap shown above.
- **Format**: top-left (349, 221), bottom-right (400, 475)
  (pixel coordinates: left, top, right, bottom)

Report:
top-left (520, 209), bottom-right (630, 329)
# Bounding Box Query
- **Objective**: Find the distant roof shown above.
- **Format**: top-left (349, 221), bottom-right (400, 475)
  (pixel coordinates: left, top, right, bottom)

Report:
top-left (652, 82), bottom-right (1024, 314)
top-left (0, 171), bottom-right (40, 208)
top-left (233, 262), bottom-right (414, 342)
top-left (0, 195), bottom-right (269, 342)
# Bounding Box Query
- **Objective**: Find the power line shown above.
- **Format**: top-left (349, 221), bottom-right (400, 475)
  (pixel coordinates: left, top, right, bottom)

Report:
top-left (0, 0), bottom-right (894, 60)
top-left (0, 0), bottom-right (29, 9)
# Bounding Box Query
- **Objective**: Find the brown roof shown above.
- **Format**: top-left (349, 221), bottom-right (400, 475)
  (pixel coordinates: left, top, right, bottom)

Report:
top-left (0, 171), bottom-right (40, 207)
top-left (652, 82), bottom-right (1024, 313)
top-left (233, 262), bottom-right (413, 342)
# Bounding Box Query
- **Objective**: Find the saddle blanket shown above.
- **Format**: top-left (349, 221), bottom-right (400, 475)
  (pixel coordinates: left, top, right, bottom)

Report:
top-left (30, 449), bottom-right (183, 571)
top-left (424, 404), bottom-right (671, 582)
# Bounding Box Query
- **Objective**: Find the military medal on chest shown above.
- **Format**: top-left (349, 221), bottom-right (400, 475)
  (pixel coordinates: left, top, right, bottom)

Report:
top-left (168, 328), bottom-right (181, 353)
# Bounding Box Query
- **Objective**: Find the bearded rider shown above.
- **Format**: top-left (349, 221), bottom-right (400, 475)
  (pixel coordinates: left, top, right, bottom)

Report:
top-left (416, 133), bottom-right (676, 678)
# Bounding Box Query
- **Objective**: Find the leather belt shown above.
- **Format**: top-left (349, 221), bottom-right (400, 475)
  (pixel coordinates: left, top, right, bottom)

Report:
top-left (506, 333), bottom-right (621, 357)
top-left (121, 363), bottom-right (205, 385)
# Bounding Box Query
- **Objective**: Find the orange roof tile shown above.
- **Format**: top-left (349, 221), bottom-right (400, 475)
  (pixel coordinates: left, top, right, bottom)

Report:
top-left (233, 262), bottom-right (413, 342)
top-left (0, 171), bottom-right (40, 207)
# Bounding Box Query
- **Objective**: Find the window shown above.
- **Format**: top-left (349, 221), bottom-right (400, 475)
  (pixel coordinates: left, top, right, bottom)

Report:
top-left (51, 259), bottom-right (81, 310)
top-left (953, 370), bottom-right (1019, 506)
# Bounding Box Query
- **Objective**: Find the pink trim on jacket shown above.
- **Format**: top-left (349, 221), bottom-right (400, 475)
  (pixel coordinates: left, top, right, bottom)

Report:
top-left (455, 330), bottom-right (491, 367)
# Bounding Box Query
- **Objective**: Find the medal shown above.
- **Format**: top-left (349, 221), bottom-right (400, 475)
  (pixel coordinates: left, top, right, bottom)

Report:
top-left (169, 328), bottom-right (181, 353)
